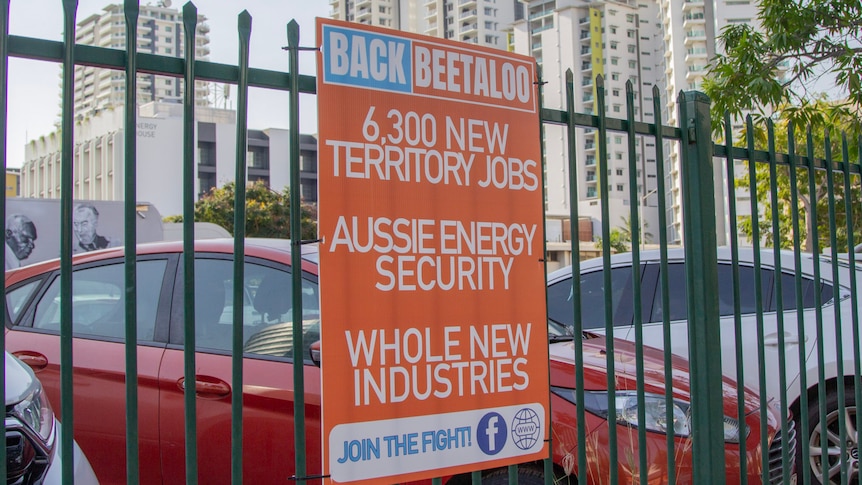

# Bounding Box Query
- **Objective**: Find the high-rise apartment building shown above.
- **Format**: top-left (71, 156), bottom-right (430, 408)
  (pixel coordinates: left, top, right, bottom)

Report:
top-left (74, 1), bottom-right (211, 119)
top-left (330, 0), bottom-right (404, 29)
top-left (657, 0), bottom-right (772, 243)
top-left (329, 0), bottom-right (521, 50)
top-left (513, 0), bottom-right (663, 247)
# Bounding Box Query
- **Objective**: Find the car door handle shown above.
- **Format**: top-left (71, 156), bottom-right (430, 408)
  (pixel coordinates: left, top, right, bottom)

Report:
top-left (12, 351), bottom-right (48, 372)
top-left (764, 332), bottom-right (801, 347)
top-left (177, 376), bottom-right (231, 399)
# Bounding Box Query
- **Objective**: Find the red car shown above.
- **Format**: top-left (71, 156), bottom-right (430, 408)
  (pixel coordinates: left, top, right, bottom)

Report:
top-left (3, 238), bottom-right (789, 484)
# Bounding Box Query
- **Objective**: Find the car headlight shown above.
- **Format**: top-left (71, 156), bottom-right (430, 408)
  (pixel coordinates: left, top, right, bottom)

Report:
top-left (10, 383), bottom-right (55, 446)
top-left (551, 387), bottom-right (744, 443)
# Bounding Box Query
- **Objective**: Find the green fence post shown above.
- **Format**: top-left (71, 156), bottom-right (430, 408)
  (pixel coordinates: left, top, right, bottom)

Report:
top-left (60, 1), bottom-right (78, 482)
top-left (0, 0), bottom-right (8, 480)
top-left (286, 19), bottom-right (307, 485)
top-left (677, 91), bottom-right (725, 483)
top-left (181, 3), bottom-right (199, 483)
top-left (123, 1), bottom-right (140, 483)
top-left (231, 11), bottom-right (252, 485)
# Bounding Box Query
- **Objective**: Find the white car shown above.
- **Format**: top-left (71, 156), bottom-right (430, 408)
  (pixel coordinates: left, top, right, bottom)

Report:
top-left (5, 351), bottom-right (99, 484)
top-left (546, 247), bottom-right (857, 485)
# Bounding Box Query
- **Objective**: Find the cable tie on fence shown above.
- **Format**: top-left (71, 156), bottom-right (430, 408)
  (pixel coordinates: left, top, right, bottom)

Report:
top-left (534, 80), bottom-right (548, 85)
top-left (296, 238), bottom-right (322, 246)
top-left (289, 474), bottom-right (330, 481)
top-left (281, 46), bottom-right (321, 52)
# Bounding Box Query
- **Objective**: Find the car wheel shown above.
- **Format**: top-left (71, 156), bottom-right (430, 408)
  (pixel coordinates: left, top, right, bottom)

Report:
top-left (802, 385), bottom-right (859, 484)
top-left (482, 467), bottom-right (548, 485)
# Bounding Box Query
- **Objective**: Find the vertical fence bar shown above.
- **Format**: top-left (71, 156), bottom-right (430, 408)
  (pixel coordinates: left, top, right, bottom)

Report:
top-left (806, 126), bottom-right (830, 485)
top-left (181, 3), bottom-right (199, 483)
top-left (787, 122), bottom-right (812, 485)
top-left (652, 86), bottom-right (675, 485)
top-left (676, 91), bottom-right (725, 483)
top-left (596, 75), bottom-right (618, 485)
top-left (286, 19), bottom-right (307, 485)
top-left (60, 1), bottom-right (78, 482)
top-left (823, 130), bottom-right (849, 484)
top-left (624, 79), bottom-right (647, 485)
top-left (564, 69), bottom-right (588, 485)
top-left (0, 0), bottom-right (8, 479)
top-left (535, 64), bottom-right (553, 485)
top-left (231, 11), bottom-right (251, 485)
top-left (744, 114), bottom-right (770, 485)
top-left (850, 134), bottom-right (862, 485)
top-left (723, 111), bottom-right (747, 484)
top-left (123, 1), bottom-right (140, 483)
top-left (766, 119), bottom-right (792, 485)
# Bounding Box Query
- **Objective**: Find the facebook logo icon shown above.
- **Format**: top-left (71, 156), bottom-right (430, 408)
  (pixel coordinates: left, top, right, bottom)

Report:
top-left (477, 412), bottom-right (507, 455)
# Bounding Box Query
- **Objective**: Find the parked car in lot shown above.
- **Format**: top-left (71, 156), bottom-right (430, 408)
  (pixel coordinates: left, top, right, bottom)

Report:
top-left (547, 247), bottom-right (857, 484)
top-left (5, 351), bottom-right (99, 484)
top-left (4, 239), bottom-right (787, 484)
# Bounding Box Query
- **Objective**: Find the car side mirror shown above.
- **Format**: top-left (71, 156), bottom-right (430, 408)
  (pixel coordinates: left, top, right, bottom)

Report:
top-left (310, 340), bottom-right (321, 367)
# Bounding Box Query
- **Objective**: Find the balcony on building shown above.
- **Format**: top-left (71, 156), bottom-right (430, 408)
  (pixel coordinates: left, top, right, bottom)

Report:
top-left (579, 16), bottom-right (589, 24)
top-left (585, 156), bottom-right (596, 167)
top-left (682, 0), bottom-right (704, 12)
top-left (461, 8), bottom-right (477, 21)
top-left (580, 46), bottom-right (591, 56)
top-left (356, 6), bottom-right (372, 20)
top-left (584, 140), bottom-right (596, 151)
top-left (461, 22), bottom-right (478, 35)
top-left (581, 62), bottom-right (592, 72)
top-left (459, 0), bottom-right (477, 6)
top-left (685, 46), bottom-right (708, 63)
top-left (684, 29), bottom-right (706, 45)
top-left (685, 65), bottom-right (705, 81)
top-left (579, 30), bottom-right (590, 40)
top-left (198, 22), bottom-right (210, 34)
top-left (683, 11), bottom-right (705, 29)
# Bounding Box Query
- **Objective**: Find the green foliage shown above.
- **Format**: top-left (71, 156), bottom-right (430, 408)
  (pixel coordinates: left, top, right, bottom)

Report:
top-left (703, 0), bottom-right (862, 133)
top-left (594, 216), bottom-right (652, 252)
top-left (595, 228), bottom-right (630, 254)
top-left (732, 100), bottom-right (862, 252)
top-left (163, 181), bottom-right (318, 241)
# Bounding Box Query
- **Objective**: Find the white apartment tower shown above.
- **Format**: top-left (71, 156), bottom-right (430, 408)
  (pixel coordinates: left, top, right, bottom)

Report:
top-left (513, 0), bottom-right (664, 242)
top-left (329, 0), bottom-right (404, 29)
top-left (74, 2), bottom-right (211, 119)
top-left (658, 0), bottom-right (767, 243)
top-left (329, 0), bottom-right (520, 50)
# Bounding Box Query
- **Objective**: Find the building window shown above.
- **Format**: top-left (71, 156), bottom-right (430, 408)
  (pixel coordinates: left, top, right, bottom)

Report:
top-left (247, 146), bottom-right (269, 169)
top-left (610, 41), bottom-right (618, 49)
top-left (610, 26), bottom-right (617, 34)
top-left (615, 152), bottom-right (623, 160)
top-left (613, 104), bottom-right (621, 113)
top-left (628, 44), bottom-right (636, 53)
top-left (616, 169), bottom-right (623, 176)
top-left (611, 72), bottom-right (620, 81)
top-left (616, 184), bottom-right (624, 191)
top-left (611, 57), bottom-right (619, 65)
top-left (629, 60), bottom-right (637, 68)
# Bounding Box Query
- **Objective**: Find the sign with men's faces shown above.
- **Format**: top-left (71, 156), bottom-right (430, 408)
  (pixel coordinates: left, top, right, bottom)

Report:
top-left (4, 198), bottom-right (163, 268)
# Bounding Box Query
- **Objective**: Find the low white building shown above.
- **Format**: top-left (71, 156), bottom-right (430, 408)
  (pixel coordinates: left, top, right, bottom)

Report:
top-left (21, 102), bottom-right (318, 218)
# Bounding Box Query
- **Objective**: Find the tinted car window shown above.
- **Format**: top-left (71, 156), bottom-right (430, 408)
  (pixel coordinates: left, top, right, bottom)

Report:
top-left (6, 280), bottom-right (41, 323)
top-left (651, 263), bottom-right (772, 322)
top-left (32, 260), bottom-right (167, 340)
top-left (193, 258), bottom-right (320, 360)
top-left (771, 272), bottom-right (833, 311)
top-left (547, 266), bottom-right (634, 330)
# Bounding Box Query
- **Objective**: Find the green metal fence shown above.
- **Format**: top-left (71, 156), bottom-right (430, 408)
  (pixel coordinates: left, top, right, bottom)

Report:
top-left (1, 1), bottom-right (860, 484)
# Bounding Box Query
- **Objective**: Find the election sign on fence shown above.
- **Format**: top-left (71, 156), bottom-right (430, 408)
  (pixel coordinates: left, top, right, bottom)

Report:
top-left (316, 18), bottom-right (550, 484)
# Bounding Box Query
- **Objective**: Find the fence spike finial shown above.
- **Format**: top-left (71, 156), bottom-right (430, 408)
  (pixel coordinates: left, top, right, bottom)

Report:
top-left (287, 19), bottom-right (299, 49)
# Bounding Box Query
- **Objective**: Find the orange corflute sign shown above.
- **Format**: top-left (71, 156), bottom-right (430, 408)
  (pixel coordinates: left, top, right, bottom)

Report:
top-left (316, 18), bottom-right (549, 485)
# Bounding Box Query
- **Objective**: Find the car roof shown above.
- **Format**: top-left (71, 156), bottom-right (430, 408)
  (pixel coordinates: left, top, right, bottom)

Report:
top-left (5, 238), bottom-right (320, 285)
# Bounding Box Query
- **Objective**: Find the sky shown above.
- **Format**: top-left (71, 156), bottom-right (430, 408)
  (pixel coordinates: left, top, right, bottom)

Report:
top-left (7, 0), bottom-right (332, 167)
